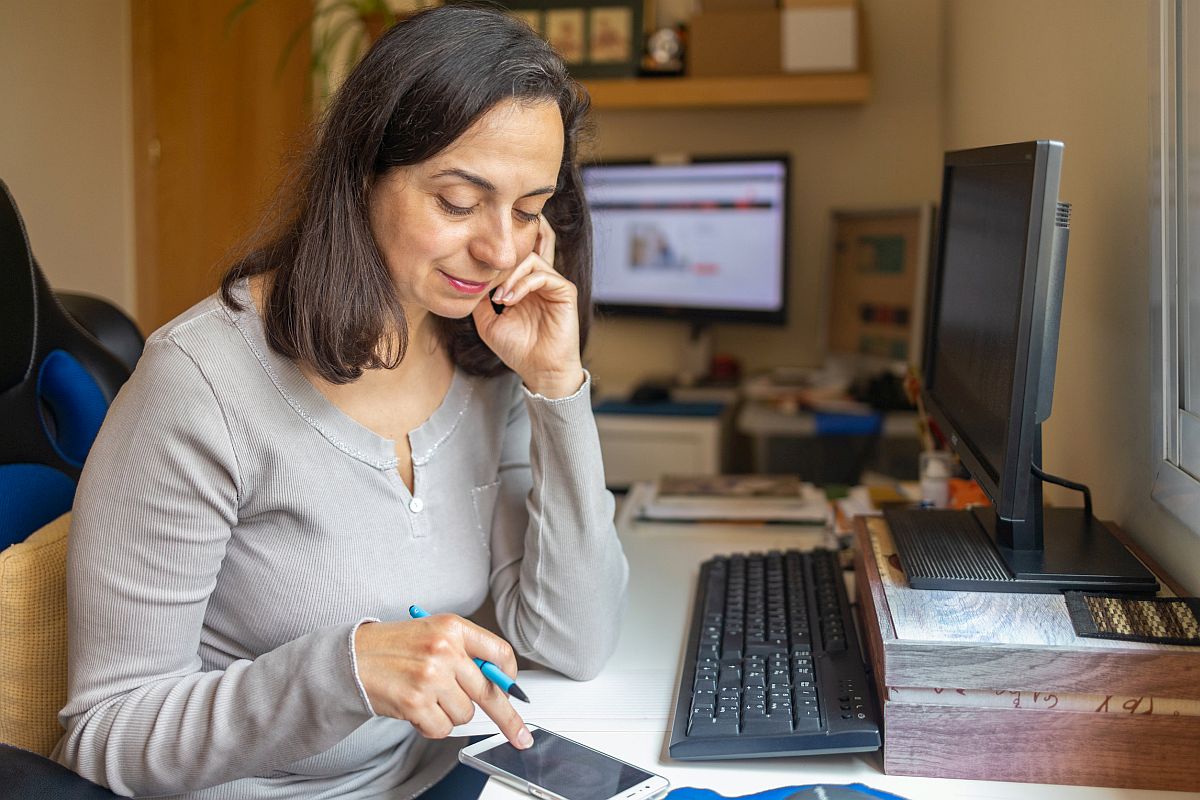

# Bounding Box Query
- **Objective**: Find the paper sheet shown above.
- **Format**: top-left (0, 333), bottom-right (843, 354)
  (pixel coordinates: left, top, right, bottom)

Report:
top-left (450, 669), bottom-right (676, 736)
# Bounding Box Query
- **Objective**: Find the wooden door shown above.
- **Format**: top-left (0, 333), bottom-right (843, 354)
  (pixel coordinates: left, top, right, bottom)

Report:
top-left (132, 0), bottom-right (311, 332)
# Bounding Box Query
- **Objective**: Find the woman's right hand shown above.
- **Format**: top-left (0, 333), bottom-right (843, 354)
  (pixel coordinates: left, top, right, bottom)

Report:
top-left (353, 614), bottom-right (533, 749)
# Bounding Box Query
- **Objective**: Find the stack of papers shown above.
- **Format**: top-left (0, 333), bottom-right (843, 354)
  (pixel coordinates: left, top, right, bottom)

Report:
top-left (638, 474), bottom-right (831, 525)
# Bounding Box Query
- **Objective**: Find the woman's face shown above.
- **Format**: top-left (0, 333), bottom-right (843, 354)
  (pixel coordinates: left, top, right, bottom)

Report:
top-left (368, 98), bottom-right (565, 323)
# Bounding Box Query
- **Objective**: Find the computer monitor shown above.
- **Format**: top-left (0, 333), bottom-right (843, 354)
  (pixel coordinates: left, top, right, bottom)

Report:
top-left (582, 158), bottom-right (789, 326)
top-left (887, 140), bottom-right (1158, 593)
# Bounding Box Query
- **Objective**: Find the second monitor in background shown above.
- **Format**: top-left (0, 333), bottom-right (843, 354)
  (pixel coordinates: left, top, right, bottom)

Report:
top-left (583, 157), bottom-right (789, 385)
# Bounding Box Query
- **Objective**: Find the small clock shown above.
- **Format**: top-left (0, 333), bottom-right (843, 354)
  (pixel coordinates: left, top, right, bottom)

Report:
top-left (640, 25), bottom-right (684, 76)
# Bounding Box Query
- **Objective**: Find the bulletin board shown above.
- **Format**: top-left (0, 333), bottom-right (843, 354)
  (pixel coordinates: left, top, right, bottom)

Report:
top-left (827, 206), bottom-right (934, 365)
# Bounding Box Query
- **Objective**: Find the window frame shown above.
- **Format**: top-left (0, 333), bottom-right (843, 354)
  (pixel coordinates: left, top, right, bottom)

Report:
top-left (1151, 0), bottom-right (1200, 531)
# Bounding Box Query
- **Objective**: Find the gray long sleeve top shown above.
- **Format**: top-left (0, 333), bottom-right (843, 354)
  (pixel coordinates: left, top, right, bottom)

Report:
top-left (51, 281), bottom-right (629, 799)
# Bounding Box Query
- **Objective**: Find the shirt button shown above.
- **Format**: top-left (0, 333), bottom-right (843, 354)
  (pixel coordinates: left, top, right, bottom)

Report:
top-left (409, 497), bottom-right (424, 513)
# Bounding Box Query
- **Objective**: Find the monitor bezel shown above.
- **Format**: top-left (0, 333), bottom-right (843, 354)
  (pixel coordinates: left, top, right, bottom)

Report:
top-left (921, 140), bottom-right (1064, 523)
top-left (583, 154), bottom-right (791, 326)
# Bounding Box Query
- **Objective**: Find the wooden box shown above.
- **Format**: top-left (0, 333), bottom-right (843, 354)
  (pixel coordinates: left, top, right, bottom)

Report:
top-left (687, 10), bottom-right (781, 78)
top-left (853, 516), bottom-right (1200, 792)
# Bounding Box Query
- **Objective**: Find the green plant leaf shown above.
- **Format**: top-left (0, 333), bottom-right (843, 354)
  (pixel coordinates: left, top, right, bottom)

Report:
top-left (316, 13), bottom-right (364, 61)
top-left (223, 0), bottom-right (263, 35)
top-left (273, 1), bottom-right (364, 79)
top-left (228, 0), bottom-right (398, 99)
top-left (346, 32), bottom-right (365, 72)
top-left (274, 9), bottom-right (319, 79)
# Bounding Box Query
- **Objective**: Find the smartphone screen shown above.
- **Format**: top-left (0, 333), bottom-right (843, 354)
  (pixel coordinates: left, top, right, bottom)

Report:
top-left (471, 728), bottom-right (656, 800)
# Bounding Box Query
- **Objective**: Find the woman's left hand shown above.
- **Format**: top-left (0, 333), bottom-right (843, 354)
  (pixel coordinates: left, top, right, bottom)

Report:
top-left (473, 216), bottom-right (585, 398)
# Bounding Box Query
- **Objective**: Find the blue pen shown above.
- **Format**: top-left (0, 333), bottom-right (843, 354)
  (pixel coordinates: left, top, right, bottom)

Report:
top-left (408, 605), bottom-right (530, 703)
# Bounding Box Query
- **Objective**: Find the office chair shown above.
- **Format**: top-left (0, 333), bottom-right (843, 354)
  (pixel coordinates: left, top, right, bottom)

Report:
top-left (0, 178), bottom-right (138, 549)
top-left (0, 178), bottom-right (136, 797)
top-left (55, 291), bottom-right (144, 375)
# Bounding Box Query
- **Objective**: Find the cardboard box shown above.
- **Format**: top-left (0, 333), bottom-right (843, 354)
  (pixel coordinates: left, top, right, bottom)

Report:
top-left (781, 0), bottom-right (858, 72)
top-left (688, 10), bottom-right (781, 78)
top-left (853, 516), bottom-right (1200, 792)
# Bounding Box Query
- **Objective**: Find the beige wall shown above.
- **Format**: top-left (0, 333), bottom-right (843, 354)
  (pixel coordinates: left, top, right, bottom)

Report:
top-left (0, 0), bottom-right (135, 314)
top-left (585, 0), bottom-right (944, 395)
top-left (943, 0), bottom-right (1200, 593)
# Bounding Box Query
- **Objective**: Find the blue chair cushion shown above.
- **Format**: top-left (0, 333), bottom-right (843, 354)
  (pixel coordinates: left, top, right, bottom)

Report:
top-left (0, 349), bottom-right (111, 548)
top-left (0, 464), bottom-right (77, 550)
top-left (38, 349), bottom-right (108, 467)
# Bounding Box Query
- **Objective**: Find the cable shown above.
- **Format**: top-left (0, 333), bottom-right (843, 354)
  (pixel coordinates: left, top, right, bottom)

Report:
top-left (1031, 463), bottom-right (1093, 520)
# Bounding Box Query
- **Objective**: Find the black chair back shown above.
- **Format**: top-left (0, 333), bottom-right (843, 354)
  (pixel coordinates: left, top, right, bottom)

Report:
top-left (0, 179), bottom-right (137, 547)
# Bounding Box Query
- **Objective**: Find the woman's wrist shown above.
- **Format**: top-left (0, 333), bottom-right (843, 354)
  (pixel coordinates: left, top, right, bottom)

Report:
top-left (523, 367), bottom-right (585, 399)
top-left (350, 620), bottom-right (381, 716)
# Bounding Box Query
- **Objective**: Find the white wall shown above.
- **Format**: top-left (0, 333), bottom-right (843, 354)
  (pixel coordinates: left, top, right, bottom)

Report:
top-left (0, 0), bottom-right (135, 314)
top-left (943, 0), bottom-right (1200, 593)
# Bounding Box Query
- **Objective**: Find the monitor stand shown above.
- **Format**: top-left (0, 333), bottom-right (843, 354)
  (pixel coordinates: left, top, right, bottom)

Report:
top-left (883, 505), bottom-right (1160, 594)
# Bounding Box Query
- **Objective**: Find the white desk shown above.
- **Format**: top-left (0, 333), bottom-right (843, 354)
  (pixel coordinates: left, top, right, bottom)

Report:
top-left (479, 497), bottom-right (1189, 800)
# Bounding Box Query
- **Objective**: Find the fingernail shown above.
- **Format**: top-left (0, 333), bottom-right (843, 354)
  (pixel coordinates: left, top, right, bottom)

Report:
top-left (503, 291), bottom-right (516, 302)
top-left (517, 727), bottom-right (533, 749)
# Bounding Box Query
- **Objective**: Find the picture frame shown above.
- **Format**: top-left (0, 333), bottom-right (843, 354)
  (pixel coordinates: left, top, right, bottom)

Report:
top-left (491, 0), bottom-right (643, 79)
top-left (546, 7), bottom-right (587, 64)
top-left (826, 205), bottom-right (936, 366)
top-left (508, 8), bottom-right (543, 36)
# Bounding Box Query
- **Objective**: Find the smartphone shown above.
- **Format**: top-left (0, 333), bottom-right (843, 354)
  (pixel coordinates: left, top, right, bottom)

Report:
top-left (459, 726), bottom-right (670, 800)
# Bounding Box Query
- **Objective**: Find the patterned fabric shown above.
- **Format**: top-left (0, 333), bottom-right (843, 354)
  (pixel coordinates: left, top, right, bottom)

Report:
top-left (1065, 591), bottom-right (1200, 646)
top-left (0, 513), bottom-right (71, 755)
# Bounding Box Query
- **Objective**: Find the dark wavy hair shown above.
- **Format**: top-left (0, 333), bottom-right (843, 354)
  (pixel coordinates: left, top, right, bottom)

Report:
top-left (221, 4), bottom-right (593, 384)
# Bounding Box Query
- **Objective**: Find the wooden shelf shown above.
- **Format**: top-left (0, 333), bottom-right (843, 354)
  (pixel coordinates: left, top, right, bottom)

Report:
top-left (581, 72), bottom-right (870, 110)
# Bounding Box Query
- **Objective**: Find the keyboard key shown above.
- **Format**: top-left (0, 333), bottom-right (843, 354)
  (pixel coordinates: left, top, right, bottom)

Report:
top-left (689, 718), bottom-right (739, 737)
top-left (742, 700), bottom-right (766, 715)
top-left (721, 630), bottom-right (743, 659)
top-left (743, 716), bottom-right (792, 735)
top-left (793, 711), bottom-right (821, 732)
top-left (790, 633), bottom-right (812, 654)
top-left (718, 666), bottom-right (742, 688)
top-left (745, 640), bottom-right (786, 656)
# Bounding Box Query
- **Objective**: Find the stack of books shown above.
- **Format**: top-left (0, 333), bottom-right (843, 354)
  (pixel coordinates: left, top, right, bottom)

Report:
top-left (638, 474), bottom-right (831, 525)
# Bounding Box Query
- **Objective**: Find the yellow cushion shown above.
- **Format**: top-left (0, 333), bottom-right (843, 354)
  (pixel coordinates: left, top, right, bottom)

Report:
top-left (0, 512), bottom-right (70, 756)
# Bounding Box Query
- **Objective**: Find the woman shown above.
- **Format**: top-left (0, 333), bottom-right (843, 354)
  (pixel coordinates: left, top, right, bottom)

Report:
top-left (52, 6), bottom-right (628, 798)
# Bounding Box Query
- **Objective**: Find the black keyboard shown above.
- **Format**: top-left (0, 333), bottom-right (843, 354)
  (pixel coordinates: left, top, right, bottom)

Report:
top-left (668, 549), bottom-right (881, 759)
